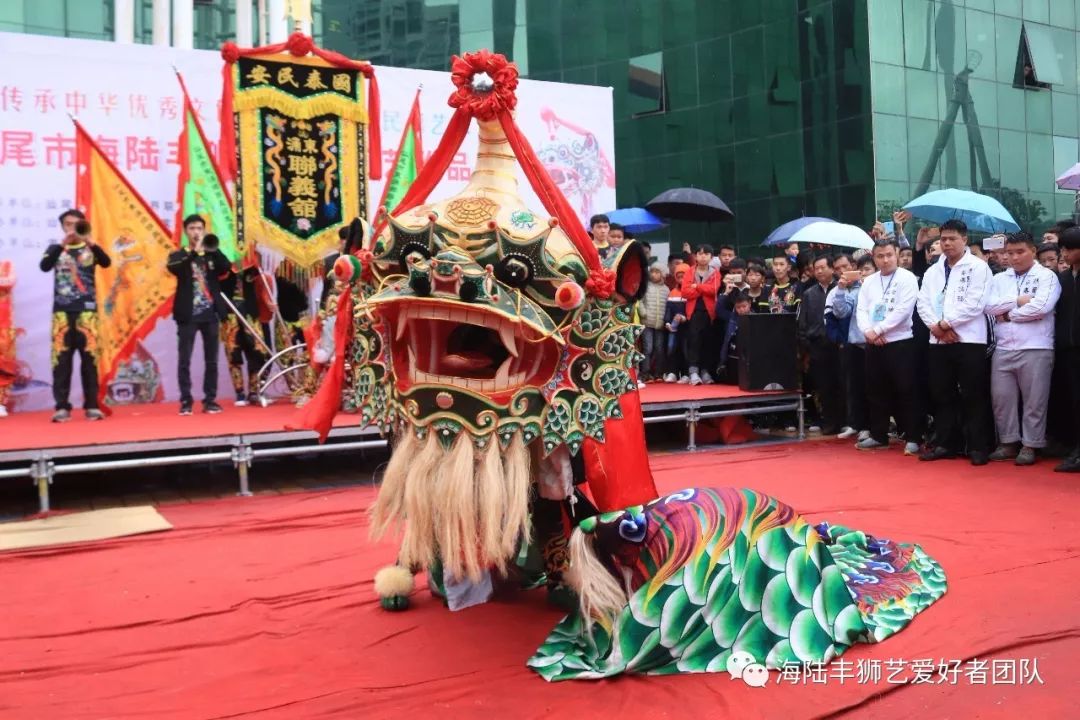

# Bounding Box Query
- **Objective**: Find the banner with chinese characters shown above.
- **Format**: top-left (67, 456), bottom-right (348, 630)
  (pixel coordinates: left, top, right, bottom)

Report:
top-left (231, 54), bottom-right (368, 276)
top-left (0, 31), bottom-right (614, 412)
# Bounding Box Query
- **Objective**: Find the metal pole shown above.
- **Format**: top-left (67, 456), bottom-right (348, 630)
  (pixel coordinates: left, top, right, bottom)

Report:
top-left (232, 443), bottom-right (254, 496)
top-left (797, 394), bottom-right (806, 440)
top-left (32, 459), bottom-right (53, 514)
top-left (686, 406), bottom-right (698, 452)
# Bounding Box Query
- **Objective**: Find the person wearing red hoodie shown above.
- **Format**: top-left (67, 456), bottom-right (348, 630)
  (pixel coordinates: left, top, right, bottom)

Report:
top-left (681, 244), bottom-right (721, 385)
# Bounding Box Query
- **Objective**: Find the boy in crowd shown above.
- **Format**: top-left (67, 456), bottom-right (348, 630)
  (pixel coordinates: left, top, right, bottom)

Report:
top-left (590, 214), bottom-right (611, 260)
top-left (984, 232), bottom-right (1061, 466)
top-left (717, 245), bottom-right (737, 271)
top-left (638, 265), bottom-right (670, 382)
top-left (916, 219), bottom-right (994, 466)
top-left (798, 254), bottom-right (842, 434)
top-left (856, 239), bottom-right (923, 453)
top-left (829, 254), bottom-right (876, 440)
top-left (607, 223), bottom-right (626, 253)
top-left (767, 251), bottom-right (800, 313)
top-left (39, 209), bottom-right (112, 422)
top-left (681, 245), bottom-right (720, 385)
top-left (167, 215), bottom-right (231, 416)
top-left (785, 242), bottom-right (799, 266)
top-left (1053, 227), bottom-right (1080, 472)
top-left (1037, 242), bottom-right (1059, 270)
top-left (744, 263), bottom-right (771, 313)
top-left (1044, 220), bottom-right (1076, 246)
top-left (663, 262), bottom-right (690, 382)
top-left (717, 292), bottom-right (753, 384)
top-left (899, 247), bottom-right (914, 270)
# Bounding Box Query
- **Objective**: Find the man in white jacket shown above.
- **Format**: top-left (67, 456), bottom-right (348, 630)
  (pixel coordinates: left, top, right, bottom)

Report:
top-left (985, 232), bottom-right (1061, 465)
top-left (916, 219), bottom-right (995, 466)
top-left (854, 239), bottom-right (923, 454)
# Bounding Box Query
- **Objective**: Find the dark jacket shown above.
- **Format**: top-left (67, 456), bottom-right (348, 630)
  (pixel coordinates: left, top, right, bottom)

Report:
top-left (319, 253), bottom-right (340, 308)
top-left (1056, 269), bottom-right (1080, 349)
top-left (797, 281), bottom-right (833, 346)
top-left (167, 248), bottom-right (230, 323)
top-left (40, 242), bottom-right (111, 312)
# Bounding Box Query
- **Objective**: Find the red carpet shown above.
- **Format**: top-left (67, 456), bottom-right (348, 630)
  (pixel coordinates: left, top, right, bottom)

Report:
top-left (638, 382), bottom-right (788, 404)
top-left (1, 443), bottom-right (1077, 719)
top-left (0, 403), bottom-right (364, 452)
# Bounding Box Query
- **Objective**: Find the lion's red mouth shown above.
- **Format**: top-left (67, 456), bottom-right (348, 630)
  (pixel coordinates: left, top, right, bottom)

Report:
top-left (384, 302), bottom-right (561, 397)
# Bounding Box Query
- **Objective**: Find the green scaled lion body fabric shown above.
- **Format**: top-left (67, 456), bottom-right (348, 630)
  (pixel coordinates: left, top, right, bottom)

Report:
top-left (528, 488), bottom-right (946, 681)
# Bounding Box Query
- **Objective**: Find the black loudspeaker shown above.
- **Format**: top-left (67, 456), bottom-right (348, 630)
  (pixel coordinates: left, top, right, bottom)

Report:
top-left (737, 313), bottom-right (798, 391)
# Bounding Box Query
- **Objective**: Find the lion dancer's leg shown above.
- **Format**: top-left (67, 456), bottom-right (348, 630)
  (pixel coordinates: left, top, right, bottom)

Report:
top-left (220, 314), bottom-right (246, 403)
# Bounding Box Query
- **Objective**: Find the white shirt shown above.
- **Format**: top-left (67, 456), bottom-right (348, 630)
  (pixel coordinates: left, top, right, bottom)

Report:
top-left (985, 262), bottom-right (1061, 351)
top-left (856, 267), bottom-right (919, 343)
top-left (917, 250), bottom-right (994, 344)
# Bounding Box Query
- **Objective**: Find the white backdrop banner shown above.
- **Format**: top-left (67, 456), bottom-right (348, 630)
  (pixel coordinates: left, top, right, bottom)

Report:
top-left (0, 32), bottom-right (615, 412)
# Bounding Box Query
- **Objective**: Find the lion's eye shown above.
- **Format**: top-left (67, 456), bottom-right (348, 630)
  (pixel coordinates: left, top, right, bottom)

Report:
top-left (495, 255), bottom-right (533, 288)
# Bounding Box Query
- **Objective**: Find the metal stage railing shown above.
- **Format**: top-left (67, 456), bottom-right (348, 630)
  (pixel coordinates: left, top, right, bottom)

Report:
top-left (3, 390), bottom-right (805, 514)
top-left (1, 425), bottom-right (388, 515)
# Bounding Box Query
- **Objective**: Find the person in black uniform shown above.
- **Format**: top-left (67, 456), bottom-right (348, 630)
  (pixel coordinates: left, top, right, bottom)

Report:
top-left (39, 209), bottom-right (111, 422)
top-left (1054, 227), bottom-right (1080, 472)
top-left (167, 215), bottom-right (230, 415)
top-left (220, 264), bottom-right (269, 406)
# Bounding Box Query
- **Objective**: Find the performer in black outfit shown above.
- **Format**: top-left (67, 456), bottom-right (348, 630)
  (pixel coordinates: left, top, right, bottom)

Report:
top-left (220, 265), bottom-right (269, 406)
top-left (167, 215), bottom-right (230, 415)
top-left (39, 209), bottom-right (111, 422)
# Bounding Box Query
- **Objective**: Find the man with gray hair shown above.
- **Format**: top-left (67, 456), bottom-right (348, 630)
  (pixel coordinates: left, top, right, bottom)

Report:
top-left (985, 232), bottom-right (1061, 465)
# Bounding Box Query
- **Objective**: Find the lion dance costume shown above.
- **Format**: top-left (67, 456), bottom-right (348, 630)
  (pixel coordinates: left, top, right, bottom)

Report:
top-left (296, 51), bottom-right (946, 680)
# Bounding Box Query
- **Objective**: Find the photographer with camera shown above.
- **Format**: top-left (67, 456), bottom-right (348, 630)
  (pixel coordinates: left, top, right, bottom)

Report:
top-left (167, 214), bottom-right (230, 416)
top-left (39, 209), bottom-right (112, 422)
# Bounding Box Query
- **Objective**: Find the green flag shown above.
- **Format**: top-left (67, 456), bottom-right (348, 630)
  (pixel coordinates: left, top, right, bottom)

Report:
top-left (175, 74), bottom-right (239, 261)
top-left (378, 89), bottom-right (423, 214)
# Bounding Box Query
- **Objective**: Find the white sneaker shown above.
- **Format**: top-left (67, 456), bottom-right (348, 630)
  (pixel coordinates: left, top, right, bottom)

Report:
top-left (689, 373), bottom-right (702, 386)
top-left (700, 371), bottom-right (714, 384)
top-left (857, 438), bottom-right (887, 450)
top-left (677, 375), bottom-right (690, 384)
top-left (837, 427), bottom-right (857, 439)
top-left (636, 381), bottom-right (646, 390)
top-left (904, 442), bottom-right (921, 456)
top-left (785, 426), bottom-right (797, 433)
top-left (857, 430), bottom-right (871, 441)
top-left (0, 404), bottom-right (7, 418)
top-left (808, 425), bottom-right (822, 434)
top-left (663, 373), bottom-right (677, 383)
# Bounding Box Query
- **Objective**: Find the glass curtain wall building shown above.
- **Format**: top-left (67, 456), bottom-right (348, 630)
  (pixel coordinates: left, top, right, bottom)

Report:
top-left (324, 0), bottom-right (1077, 248)
top-left (870, 0), bottom-right (1080, 232)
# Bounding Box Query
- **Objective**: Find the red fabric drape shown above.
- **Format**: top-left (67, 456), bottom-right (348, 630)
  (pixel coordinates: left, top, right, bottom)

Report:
top-left (495, 110), bottom-right (601, 273)
top-left (581, 384), bottom-right (658, 512)
top-left (217, 33), bottom-right (382, 182)
top-left (368, 109), bottom-right (472, 244)
top-left (287, 288), bottom-right (353, 441)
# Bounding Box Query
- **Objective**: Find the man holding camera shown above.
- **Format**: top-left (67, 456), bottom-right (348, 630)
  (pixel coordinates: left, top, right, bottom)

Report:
top-left (167, 214), bottom-right (229, 416)
top-left (39, 209), bottom-right (112, 422)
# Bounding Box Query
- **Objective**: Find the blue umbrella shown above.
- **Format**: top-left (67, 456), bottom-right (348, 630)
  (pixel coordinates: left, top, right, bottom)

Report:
top-left (903, 188), bottom-right (1020, 233)
top-left (603, 207), bottom-right (668, 234)
top-left (762, 216), bottom-right (836, 246)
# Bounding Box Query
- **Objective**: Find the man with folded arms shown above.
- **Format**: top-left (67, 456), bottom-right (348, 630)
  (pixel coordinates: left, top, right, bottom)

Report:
top-left (984, 232), bottom-right (1060, 465)
top-left (916, 219), bottom-right (994, 466)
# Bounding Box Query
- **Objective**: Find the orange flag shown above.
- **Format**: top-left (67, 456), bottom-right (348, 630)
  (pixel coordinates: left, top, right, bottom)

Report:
top-left (74, 121), bottom-right (177, 413)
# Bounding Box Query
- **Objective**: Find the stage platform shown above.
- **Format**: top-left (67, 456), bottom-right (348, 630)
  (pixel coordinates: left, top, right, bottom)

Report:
top-left (0, 384), bottom-right (803, 514)
top-left (0, 403), bottom-right (385, 514)
top-left (638, 382), bottom-right (804, 449)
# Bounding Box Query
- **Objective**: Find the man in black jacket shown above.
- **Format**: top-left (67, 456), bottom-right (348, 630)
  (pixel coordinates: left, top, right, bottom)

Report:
top-left (797, 253), bottom-right (842, 434)
top-left (1054, 227), bottom-right (1080, 472)
top-left (167, 215), bottom-right (229, 415)
top-left (39, 209), bottom-right (111, 422)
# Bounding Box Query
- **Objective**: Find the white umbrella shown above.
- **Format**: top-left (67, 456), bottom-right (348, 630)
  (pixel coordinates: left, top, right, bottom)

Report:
top-left (787, 221), bottom-right (874, 251)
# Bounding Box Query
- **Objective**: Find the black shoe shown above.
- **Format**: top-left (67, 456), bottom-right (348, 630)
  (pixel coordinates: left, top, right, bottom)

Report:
top-left (1054, 458), bottom-right (1080, 473)
top-left (179, 402), bottom-right (193, 416)
top-left (969, 451), bottom-right (989, 467)
top-left (203, 401), bottom-right (223, 414)
top-left (919, 446), bottom-right (956, 462)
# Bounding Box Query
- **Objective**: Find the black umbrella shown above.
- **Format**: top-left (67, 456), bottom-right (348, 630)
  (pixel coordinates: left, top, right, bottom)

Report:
top-left (646, 187), bottom-right (734, 222)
